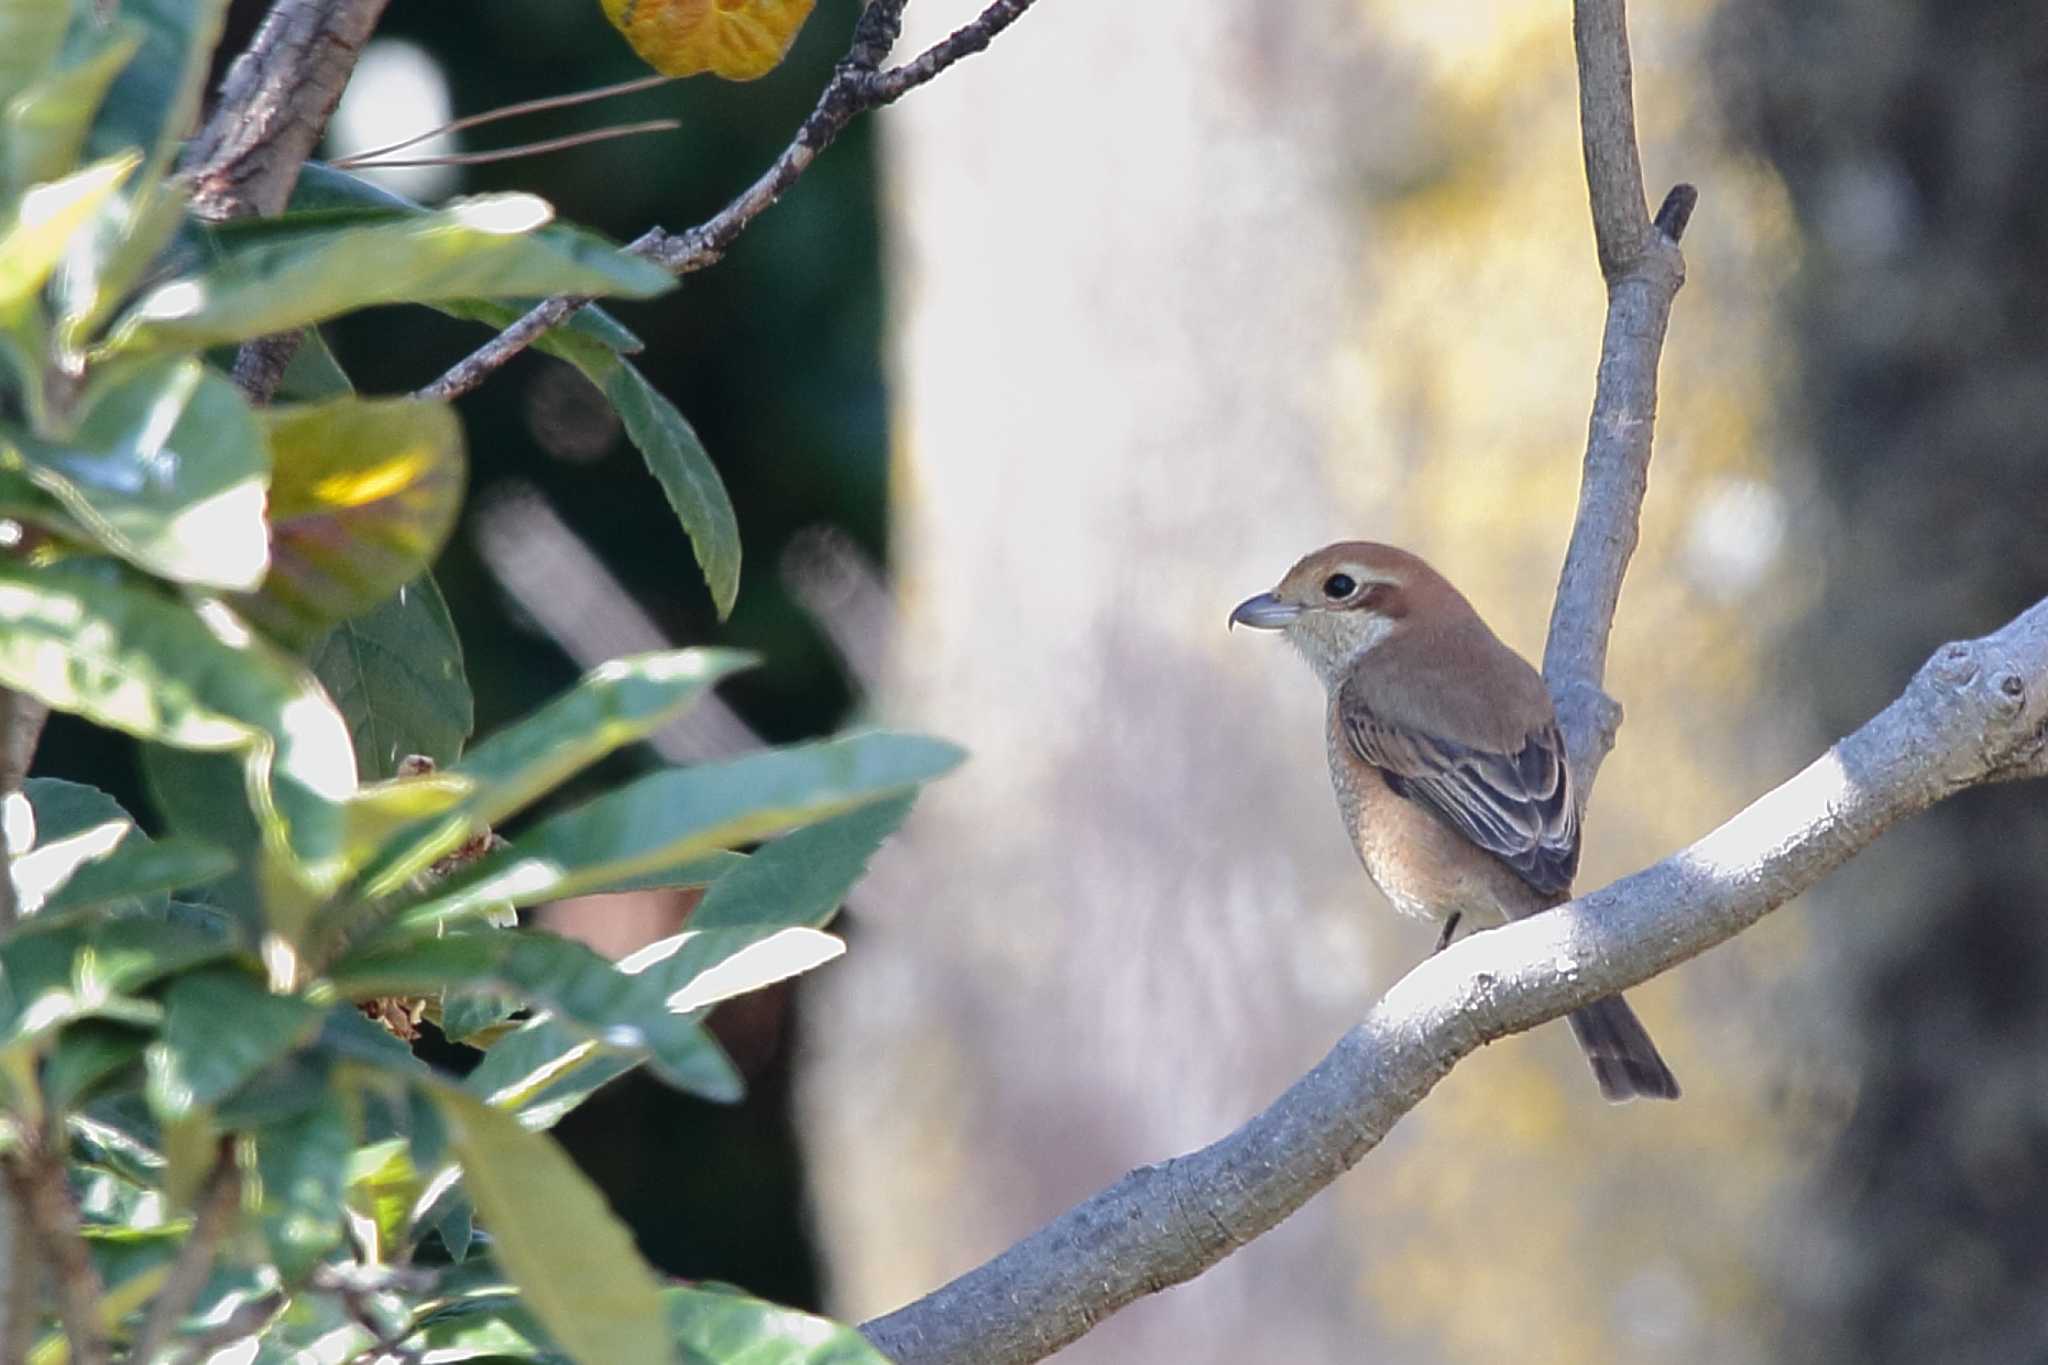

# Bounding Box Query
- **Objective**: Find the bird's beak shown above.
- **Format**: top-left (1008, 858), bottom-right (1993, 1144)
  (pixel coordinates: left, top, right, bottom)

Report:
top-left (1229, 592), bottom-right (1301, 631)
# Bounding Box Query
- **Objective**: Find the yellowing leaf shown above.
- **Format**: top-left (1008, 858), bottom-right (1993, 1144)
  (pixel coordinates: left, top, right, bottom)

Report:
top-left (601, 0), bottom-right (817, 81)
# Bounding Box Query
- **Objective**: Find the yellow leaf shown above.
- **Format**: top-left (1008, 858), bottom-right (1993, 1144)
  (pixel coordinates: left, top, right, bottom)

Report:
top-left (601, 0), bottom-right (817, 81)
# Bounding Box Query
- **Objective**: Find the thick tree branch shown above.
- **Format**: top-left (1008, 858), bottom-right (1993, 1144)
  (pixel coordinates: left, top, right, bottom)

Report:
top-left (419, 0), bottom-right (1044, 403)
top-left (183, 0), bottom-right (392, 402)
top-left (1542, 0), bottom-right (1696, 792)
top-left (863, 598), bottom-right (2048, 1365)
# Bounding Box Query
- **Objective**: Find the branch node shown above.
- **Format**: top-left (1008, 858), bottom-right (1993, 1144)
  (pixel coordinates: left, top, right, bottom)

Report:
top-left (1653, 183), bottom-right (1698, 242)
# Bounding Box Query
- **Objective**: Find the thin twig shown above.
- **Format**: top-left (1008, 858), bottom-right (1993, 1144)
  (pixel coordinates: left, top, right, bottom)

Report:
top-left (335, 119), bottom-right (679, 170)
top-left (5, 1199), bottom-right (40, 1365)
top-left (329, 73), bottom-right (674, 166)
top-left (4, 1147), bottom-right (107, 1365)
top-left (418, 0), bottom-right (1045, 403)
top-left (129, 1146), bottom-right (240, 1365)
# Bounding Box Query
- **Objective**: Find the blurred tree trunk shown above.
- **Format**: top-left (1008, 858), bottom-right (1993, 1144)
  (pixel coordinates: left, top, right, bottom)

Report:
top-left (1713, 5), bottom-right (2048, 1362)
top-left (805, 2), bottom-right (1825, 1359)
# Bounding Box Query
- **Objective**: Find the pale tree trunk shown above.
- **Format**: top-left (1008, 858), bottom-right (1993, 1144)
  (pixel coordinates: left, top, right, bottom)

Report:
top-left (804, 1), bottom-right (1827, 1359)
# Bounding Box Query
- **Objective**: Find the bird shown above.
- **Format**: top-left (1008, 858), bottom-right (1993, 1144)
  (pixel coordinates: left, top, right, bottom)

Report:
top-left (1230, 541), bottom-right (1679, 1102)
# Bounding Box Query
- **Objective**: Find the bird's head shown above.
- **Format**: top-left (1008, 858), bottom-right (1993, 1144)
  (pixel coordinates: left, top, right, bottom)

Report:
top-left (1230, 541), bottom-right (1470, 686)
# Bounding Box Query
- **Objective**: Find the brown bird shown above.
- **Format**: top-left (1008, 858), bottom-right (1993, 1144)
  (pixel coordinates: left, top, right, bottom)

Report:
top-left (1231, 541), bottom-right (1679, 1101)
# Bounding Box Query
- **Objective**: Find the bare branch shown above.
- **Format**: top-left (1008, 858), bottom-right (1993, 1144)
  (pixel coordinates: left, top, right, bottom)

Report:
top-left (5, 1147), bottom-right (107, 1365)
top-left (862, 597), bottom-right (2048, 1365)
top-left (419, 0), bottom-right (1045, 403)
top-left (130, 1147), bottom-right (240, 1365)
top-left (1542, 0), bottom-right (1695, 791)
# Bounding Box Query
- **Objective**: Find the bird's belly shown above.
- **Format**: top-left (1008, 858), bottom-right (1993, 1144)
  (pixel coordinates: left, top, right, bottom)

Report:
top-left (1330, 761), bottom-right (1522, 927)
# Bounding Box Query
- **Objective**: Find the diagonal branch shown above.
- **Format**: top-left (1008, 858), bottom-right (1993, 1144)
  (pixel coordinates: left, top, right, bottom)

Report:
top-left (419, 0), bottom-right (1045, 403)
top-left (861, 599), bottom-right (2048, 1365)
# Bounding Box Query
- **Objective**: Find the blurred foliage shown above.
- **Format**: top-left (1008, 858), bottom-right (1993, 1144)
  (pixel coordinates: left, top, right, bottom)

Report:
top-left (1, 0), bottom-right (948, 1358)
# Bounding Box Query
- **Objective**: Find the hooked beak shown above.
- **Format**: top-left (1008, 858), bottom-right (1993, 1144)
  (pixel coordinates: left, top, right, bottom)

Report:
top-left (1229, 592), bottom-right (1301, 631)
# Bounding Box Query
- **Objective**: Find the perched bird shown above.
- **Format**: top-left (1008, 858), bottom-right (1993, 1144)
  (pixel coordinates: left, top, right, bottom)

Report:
top-left (1231, 541), bottom-right (1679, 1102)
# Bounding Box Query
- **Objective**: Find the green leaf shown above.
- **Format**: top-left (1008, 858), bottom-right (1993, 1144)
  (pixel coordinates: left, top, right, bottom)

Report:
top-left (693, 796), bottom-right (912, 932)
top-left (399, 733), bottom-right (962, 927)
top-left (560, 345), bottom-right (739, 620)
top-left (635, 927), bottom-right (842, 1015)
top-left (0, 561), bottom-right (357, 897)
top-left (270, 325), bottom-right (354, 401)
top-left (42, 832), bottom-right (232, 917)
top-left (329, 930), bottom-right (736, 1099)
top-left (0, 0), bottom-right (70, 112)
top-left (359, 649), bottom-right (751, 898)
top-left (0, 916), bottom-right (233, 1053)
top-left (106, 195), bottom-right (675, 351)
top-left (430, 1084), bottom-right (672, 1365)
top-left (145, 967), bottom-right (323, 1116)
top-left (9, 776), bottom-right (132, 914)
top-left (0, 149), bottom-right (137, 317)
top-left (309, 575), bottom-right (471, 780)
top-left (11, 355), bottom-right (269, 590)
top-left (4, 24), bottom-right (143, 192)
top-left (666, 1286), bottom-right (891, 1365)
top-left (43, 1020), bottom-right (148, 1111)
top-left (84, 0), bottom-right (230, 182)
top-left (256, 1085), bottom-right (355, 1280)
top-left (233, 398), bottom-right (464, 650)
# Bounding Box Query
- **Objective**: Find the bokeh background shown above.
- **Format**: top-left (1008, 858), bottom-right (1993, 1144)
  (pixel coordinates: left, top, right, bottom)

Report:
top-left (37, 0), bottom-right (2048, 1359)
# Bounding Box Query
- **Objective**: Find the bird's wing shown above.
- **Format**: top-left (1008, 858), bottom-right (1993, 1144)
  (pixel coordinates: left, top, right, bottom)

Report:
top-left (1339, 681), bottom-right (1580, 898)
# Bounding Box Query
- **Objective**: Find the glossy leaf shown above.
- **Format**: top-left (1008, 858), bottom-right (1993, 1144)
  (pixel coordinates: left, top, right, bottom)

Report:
top-left (666, 1286), bottom-right (890, 1365)
top-left (0, 916), bottom-right (232, 1052)
top-left (397, 733), bottom-right (962, 926)
top-left (310, 575), bottom-right (471, 780)
top-left (235, 399), bottom-right (464, 649)
top-left (360, 649), bottom-right (750, 898)
top-left (106, 195), bottom-right (674, 351)
top-left (4, 25), bottom-right (143, 191)
top-left (9, 776), bottom-right (131, 915)
top-left (430, 1085), bottom-right (673, 1365)
top-left (42, 831), bottom-right (232, 917)
top-left (145, 967), bottom-right (323, 1116)
top-left (0, 562), bottom-right (357, 896)
top-left (602, 0), bottom-right (817, 81)
top-left (13, 355), bottom-right (269, 590)
top-left (329, 930), bottom-right (737, 1098)
top-left (694, 796), bottom-right (912, 932)
top-left (0, 151), bottom-right (137, 316)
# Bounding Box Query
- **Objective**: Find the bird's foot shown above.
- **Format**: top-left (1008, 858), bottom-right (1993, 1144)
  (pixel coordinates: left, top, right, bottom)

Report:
top-left (1432, 912), bottom-right (1462, 955)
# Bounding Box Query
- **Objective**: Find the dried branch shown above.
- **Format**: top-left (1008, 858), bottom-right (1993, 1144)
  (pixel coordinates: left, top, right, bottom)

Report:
top-left (130, 1147), bottom-right (240, 1365)
top-left (4, 1147), bottom-right (107, 1365)
top-left (419, 0), bottom-right (1045, 403)
top-left (862, 599), bottom-right (2048, 1364)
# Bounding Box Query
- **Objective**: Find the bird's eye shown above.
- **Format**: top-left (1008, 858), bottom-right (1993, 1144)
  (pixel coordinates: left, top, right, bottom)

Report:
top-left (1322, 573), bottom-right (1357, 600)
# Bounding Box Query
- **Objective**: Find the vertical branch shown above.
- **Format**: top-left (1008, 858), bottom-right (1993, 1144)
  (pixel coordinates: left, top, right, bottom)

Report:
top-left (1541, 0), bottom-right (1696, 793)
top-left (4, 1149), bottom-right (107, 1365)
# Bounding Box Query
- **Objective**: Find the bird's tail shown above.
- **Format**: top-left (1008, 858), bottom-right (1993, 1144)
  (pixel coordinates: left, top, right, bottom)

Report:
top-left (1567, 995), bottom-right (1680, 1102)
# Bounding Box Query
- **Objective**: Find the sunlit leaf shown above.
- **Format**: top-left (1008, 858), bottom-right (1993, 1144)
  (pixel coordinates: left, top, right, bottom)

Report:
top-left (105, 195), bottom-right (675, 351)
top-left (145, 967), bottom-right (323, 1117)
top-left (234, 399), bottom-right (464, 649)
top-left (0, 561), bottom-right (358, 897)
top-left (309, 574), bottom-right (471, 779)
top-left (395, 733), bottom-right (962, 927)
top-left (359, 649), bottom-right (751, 898)
top-left (43, 832), bottom-right (232, 917)
top-left (346, 1137), bottom-right (419, 1262)
top-left (652, 927), bottom-right (841, 1013)
top-left (430, 1085), bottom-right (672, 1365)
top-left (602, 0), bottom-right (817, 81)
top-left (328, 929), bottom-right (735, 1099)
top-left (666, 1285), bottom-right (891, 1365)
top-left (0, 916), bottom-right (232, 1053)
top-left (0, 151), bottom-right (138, 318)
top-left (11, 355), bottom-right (269, 590)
